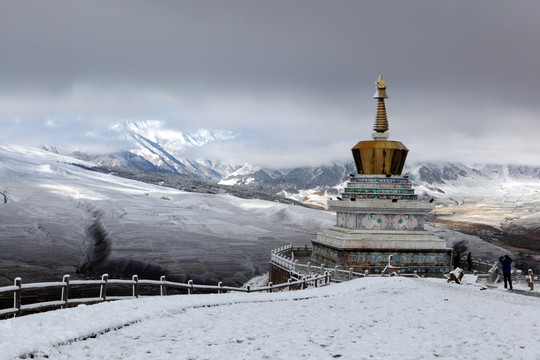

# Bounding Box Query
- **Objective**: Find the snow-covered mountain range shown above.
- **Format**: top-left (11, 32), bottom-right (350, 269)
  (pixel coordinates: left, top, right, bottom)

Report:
top-left (63, 120), bottom-right (540, 211)
top-left (67, 120), bottom-right (240, 179)
top-left (36, 119), bottom-right (540, 259)
top-left (50, 120), bottom-right (539, 255)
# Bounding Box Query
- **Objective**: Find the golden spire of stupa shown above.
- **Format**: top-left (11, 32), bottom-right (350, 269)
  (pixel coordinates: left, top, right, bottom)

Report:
top-left (350, 75), bottom-right (408, 175)
top-left (373, 75), bottom-right (389, 133)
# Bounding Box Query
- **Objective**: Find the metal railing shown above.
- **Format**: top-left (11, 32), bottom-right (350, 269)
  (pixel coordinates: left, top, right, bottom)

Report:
top-left (270, 245), bottom-right (514, 282)
top-left (0, 272), bottom-right (331, 319)
top-left (271, 244), bottom-right (371, 281)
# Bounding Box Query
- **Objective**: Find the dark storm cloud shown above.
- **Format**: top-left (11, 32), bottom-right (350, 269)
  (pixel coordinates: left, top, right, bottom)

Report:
top-left (1, 1), bottom-right (539, 165)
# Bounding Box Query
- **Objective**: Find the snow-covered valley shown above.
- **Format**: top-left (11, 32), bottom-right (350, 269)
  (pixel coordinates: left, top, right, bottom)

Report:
top-left (0, 145), bottom-right (333, 286)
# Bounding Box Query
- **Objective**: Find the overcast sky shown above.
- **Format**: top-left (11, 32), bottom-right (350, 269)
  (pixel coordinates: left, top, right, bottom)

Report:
top-left (1, 1), bottom-right (539, 167)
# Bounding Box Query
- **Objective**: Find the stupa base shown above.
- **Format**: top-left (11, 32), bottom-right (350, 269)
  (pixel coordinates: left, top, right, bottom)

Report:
top-left (311, 239), bottom-right (452, 273)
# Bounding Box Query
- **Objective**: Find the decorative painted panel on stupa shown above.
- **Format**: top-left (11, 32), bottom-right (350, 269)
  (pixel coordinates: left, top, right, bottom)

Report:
top-left (311, 76), bottom-right (452, 272)
top-left (336, 212), bottom-right (423, 231)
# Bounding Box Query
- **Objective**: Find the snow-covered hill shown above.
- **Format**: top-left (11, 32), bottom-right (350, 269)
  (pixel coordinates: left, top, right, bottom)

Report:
top-left (0, 145), bottom-right (333, 286)
top-left (1, 277), bottom-right (538, 359)
top-left (406, 163), bottom-right (540, 252)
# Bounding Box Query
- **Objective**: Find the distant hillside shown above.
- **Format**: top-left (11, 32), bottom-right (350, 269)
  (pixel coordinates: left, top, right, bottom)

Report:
top-left (71, 163), bottom-right (304, 207)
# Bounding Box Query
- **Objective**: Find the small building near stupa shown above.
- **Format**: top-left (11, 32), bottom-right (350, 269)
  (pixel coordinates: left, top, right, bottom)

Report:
top-left (310, 76), bottom-right (452, 273)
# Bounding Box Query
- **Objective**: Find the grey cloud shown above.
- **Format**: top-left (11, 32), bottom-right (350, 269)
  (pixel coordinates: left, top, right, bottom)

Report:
top-left (1, 1), bottom-right (539, 166)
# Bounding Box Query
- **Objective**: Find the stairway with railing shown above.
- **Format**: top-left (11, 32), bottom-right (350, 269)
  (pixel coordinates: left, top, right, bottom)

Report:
top-left (271, 244), bottom-right (371, 282)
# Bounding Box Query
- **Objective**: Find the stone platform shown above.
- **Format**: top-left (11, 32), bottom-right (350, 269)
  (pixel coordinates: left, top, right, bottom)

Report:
top-left (312, 238), bottom-right (452, 274)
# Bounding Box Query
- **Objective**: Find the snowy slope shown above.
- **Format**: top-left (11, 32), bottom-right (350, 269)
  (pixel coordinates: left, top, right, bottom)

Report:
top-left (1, 277), bottom-right (538, 359)
top-left (0, 145), bottom-right (333, 286)
top-left (406, 162), bottom-right (540, 232)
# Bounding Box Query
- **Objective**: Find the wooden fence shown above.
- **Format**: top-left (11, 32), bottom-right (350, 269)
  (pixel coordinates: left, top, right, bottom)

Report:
top-left (0, 272), bottom-right (331, 319)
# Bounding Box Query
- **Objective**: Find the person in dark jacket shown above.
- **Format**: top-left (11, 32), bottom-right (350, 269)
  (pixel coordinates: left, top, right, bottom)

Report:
top-left (499, 255), bottom-right (513, 290)
top-left (467, 252), bottom-right (472, 271)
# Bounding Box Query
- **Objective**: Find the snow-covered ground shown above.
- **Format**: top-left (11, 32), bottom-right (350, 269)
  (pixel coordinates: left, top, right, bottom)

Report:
top-left (1, 277), bottom-right (538, 359)
top-left (416, 178), bottom-right (540, 232)
top-left (0, 145), bottom-right (334, 285)
top-left (1, 145), bottom-right (538, 359)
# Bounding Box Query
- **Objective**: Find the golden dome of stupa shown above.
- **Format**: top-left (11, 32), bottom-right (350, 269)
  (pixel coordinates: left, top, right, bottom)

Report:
top-left (351, 76), bottom-right (408, 175)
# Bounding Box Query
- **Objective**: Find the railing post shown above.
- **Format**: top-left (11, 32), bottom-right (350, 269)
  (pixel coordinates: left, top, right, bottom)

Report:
top-left (62, 274), bottom-right (70, 308)
top-left (365, 270), bottom-right (369, 277)
top-left (160, 276), bottom-right (167, 296)
top-left (100, 274), bottom-right (108, 301)
top-left (334, 265), bottom-right (339, 279)
top-left (268, 282), bottom-right (273, 293)
top-left (324, 271), bottom-right (329, 285)
top-left (349, 268), bottom-right (353, 280)
top-left (301, 277), bottom-right (306, 290)
top-left (13, 277), bottom-right (21, 317)
top-left (188, 280), bottom-right (194, 295)
top-left (320, 263), bottom-right (325, 275)
top-left (288, 279), bottom-right (292, 291)
top-left (132, 275), bottom-right (139, 298)
top-left (489, 263), bottom-right (498, 283)
top-left (218, 282), bottom-right (223, 294)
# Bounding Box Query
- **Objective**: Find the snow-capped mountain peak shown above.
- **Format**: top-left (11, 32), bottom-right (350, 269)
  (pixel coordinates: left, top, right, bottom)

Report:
top-left (89, 120), bottom-right (241, 179)
top-left (117, 120), bottom-right (237, 153)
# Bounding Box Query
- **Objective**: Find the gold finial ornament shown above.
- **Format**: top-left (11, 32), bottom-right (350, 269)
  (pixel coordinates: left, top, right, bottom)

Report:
top-left (374, 75), bottom-right (388, 98)
top-left (373, 75), bottom-right (389, 133)
top-left (350, 75), bottom-right (408, 175)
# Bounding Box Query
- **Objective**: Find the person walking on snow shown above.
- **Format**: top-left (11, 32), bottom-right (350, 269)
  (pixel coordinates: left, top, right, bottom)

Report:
top-left (499, 255), bottom-right (513, 290)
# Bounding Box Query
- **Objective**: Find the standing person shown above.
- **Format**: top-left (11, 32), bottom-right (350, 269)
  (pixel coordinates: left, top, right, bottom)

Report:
top-left (467, 252), bottom-right (472, 271)
top-left (453, 249), bottom-right (460, 269)
top-left (499, 255), bottom-right (513, 290)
